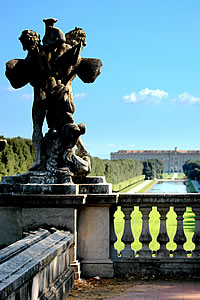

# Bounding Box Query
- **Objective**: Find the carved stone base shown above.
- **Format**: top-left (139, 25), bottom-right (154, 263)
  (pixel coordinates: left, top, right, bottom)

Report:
top-left (0, 174), bottom-right (111, 195)
top-left (81, 260), bottom-right (114, 278)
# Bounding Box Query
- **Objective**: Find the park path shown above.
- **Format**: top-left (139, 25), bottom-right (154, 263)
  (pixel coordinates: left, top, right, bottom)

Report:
top-left (171, 172), bottom-right (177, 180)
top-left (105, 280), bottom-right (200, 300)
top-left (128, 180), bottom-right (153, 193)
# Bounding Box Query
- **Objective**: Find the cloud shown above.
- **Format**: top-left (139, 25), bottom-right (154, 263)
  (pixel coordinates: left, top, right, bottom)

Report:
top-left (123, 88), bottom-right (168, 104)
top-left (172, 92), bottom-right (200, 104)
top-left (74, 92), bottom-right (86, 99)
top-left (19, 93), bottom-right (33, 100)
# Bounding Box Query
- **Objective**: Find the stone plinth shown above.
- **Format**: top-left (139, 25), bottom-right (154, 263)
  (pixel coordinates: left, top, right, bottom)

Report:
top-left (78, 206), bottom-right (114, 278)
top-left (0, 174), bottom-right (111, 195)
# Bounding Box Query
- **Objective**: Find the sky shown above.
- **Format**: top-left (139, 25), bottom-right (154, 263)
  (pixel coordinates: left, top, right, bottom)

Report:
top-left (1, 0), bottom-right (200, 159)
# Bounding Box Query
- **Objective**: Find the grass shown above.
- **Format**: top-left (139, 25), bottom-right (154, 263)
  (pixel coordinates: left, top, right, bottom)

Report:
top-left (177, 173), bottom-right (187, 179)
top-left (119, 180), bottom-right (144, 193)
top-left (114, 178), bottom-right (196, 254)
top-left (136, 180), bottom-right (156, 193)
top-left (162, 173), bottom-right (174, 179)
top-left (114, 206), bottom-right (195, 254)
top-left (188, 180), bottom-right (196, 193)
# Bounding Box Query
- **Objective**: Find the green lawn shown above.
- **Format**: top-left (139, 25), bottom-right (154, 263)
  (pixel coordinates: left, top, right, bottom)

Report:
top-left (114, 205), bottom-right (195, 254)
top-left (177, 173), bottom-right (187, 179)
top-left (162, 173), bottom-right (174, 179)
top-left (119, 180), bottom-right (144, 193)
top-left (188, 180), bottom-right (196, 193)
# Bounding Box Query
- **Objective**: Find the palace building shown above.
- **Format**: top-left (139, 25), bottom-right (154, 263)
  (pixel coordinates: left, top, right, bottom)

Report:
top-left (110, 147), bottom-right (200, 173)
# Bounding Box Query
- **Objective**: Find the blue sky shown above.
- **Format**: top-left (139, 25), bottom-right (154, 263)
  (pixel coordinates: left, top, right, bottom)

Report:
top-left (1, 0), bottom-right (200, 158)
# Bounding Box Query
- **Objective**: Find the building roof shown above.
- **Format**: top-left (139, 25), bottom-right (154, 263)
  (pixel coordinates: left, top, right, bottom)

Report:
top-left (112, 149), bottom-right (200, 154)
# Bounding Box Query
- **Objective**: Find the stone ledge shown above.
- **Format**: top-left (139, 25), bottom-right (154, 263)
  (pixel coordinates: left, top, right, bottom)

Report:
top-left (0, 175), bottom-right (111, 195)
top-left (81, 260), bottom-right (114, 278)
top-left (0, 229), bottom-right (74, 299)
top-left (0, 194), bottom-right (86, 207)
top-left (113, 259), bottom-right (200, 277)
top-left (0, 228), bottom-right (49, 264)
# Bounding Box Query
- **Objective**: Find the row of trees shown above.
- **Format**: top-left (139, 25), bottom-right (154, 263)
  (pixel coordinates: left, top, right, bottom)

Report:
top-left (183, 160), bottom-right (200, 180)
top-left (142, 159), bottom-right (165, 179)
top-left (90, 156), bottom-right (143, 184)
top-left (0, 136), bottom-right (164, 183)
top-left (0, 136), bottom-right (35, 176)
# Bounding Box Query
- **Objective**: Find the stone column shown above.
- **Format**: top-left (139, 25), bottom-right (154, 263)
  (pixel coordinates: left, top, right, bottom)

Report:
top-left (110, 206), bottom-right (118, 259)
top-left (174, 206), bottom-right (187, 258)
top-left (139, 207), bottom-right (152, 258)
top-left (157, 206), bottom-right (170, 257)
top-left (192, 207), bottom-right (200, 258)
top-left (121, 207), bottom-right (135, 258)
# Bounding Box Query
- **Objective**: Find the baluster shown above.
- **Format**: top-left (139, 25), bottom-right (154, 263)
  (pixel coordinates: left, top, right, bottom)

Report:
top-left (173, 206), bottom-right (187, 258)
top-left (192, 207), bottom-right (200, 258)
top-left (139, 207), bottom-right (152, 258)
top-left (157, 206), bottom-right (170, 257)
top-left (110, 206), bottom-right (118, 259)
top-left (121, 206), bottom-right (135, 258)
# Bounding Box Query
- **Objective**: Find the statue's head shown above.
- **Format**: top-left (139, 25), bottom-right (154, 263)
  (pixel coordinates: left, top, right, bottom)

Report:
top-left (65, 27), bottom-right (87, 47)
top-left (19, 30), bottom-right (41, 51)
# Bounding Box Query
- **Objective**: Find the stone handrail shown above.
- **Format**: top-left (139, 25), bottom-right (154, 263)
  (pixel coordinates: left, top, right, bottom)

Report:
top-left (0, 228), bottom-right (74, 299)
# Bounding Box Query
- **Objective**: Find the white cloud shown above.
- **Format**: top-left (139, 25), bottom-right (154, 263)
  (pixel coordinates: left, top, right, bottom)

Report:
top-left (172, 92), bottom-right (200, 104)
top-left (19, 93), bottom-right (33, 100)
top-left (74, 92), bottom-right (86, 99)
top-left (123, 88), bottom-right (168, 104)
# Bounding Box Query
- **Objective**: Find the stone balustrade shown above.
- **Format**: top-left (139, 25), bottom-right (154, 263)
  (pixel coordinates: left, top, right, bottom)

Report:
top-left (0, 192), bottom-right (200, 279)
top-left (111, 193), bottom-right (200, 277)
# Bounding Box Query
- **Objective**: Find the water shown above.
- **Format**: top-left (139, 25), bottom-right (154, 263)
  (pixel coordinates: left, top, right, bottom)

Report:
top-left (149, 181), bottom-right (187, 193)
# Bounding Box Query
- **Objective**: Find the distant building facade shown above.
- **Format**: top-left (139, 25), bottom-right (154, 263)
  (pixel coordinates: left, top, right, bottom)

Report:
top-left (110, 147), bottom-right (200, 173)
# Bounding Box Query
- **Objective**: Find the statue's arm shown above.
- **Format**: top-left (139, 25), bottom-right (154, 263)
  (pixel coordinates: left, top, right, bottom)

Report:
top-left (5, 59), bottom-right (29, 89)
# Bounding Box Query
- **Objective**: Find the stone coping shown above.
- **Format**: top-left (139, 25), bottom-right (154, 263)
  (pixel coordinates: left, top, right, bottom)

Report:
top-left (0, 228), bottom-right (74, 299)
top-left (0, 228), bottom-right (49, 264)
top-left (0, 193), bottom-right (200, 207)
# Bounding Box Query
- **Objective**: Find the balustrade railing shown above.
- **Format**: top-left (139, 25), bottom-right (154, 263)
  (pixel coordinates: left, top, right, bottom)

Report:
top-left (110, 194), bottom-right (199, 260)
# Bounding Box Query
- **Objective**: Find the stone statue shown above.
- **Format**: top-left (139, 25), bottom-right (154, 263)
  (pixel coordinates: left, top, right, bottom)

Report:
top-left (5, 18), bottom-right (102, 184)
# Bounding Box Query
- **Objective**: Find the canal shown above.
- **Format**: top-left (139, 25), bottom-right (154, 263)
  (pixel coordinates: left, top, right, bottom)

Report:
top-left (149, 181), bottom-right (187, 193)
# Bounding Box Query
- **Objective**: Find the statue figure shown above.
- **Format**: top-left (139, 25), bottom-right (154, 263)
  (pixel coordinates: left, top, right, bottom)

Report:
top-left (5, 18), bottom-right (102, 183)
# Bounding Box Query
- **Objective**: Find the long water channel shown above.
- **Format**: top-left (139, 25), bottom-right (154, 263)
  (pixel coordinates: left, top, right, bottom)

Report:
top-left (149, 180), bottom-right (187, 193)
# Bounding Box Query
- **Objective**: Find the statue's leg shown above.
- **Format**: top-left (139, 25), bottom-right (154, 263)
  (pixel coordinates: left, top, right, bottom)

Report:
top-left (29, 88), bottom-right (46, 171)
top-left (76, 137), bottom-right (88, 157)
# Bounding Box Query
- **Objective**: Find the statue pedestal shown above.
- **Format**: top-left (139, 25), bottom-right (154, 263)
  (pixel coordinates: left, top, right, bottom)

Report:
top-left (0, 173), bottom-right (112, 195)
